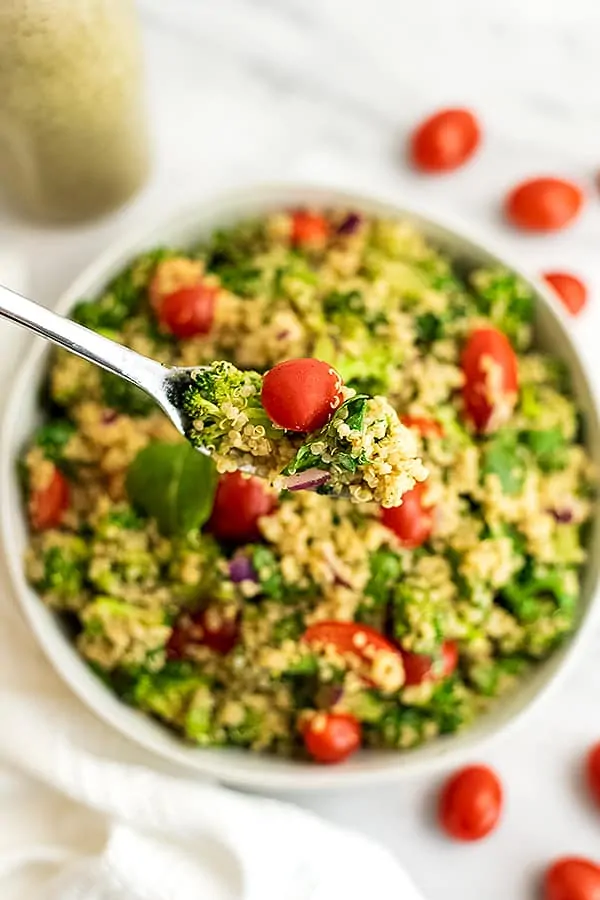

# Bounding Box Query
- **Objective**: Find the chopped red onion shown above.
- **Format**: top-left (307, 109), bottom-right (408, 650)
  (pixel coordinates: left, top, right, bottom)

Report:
top-left (322, 544), bottom-right (353, 588)
top-left (276, 330), bottom-right (291, 340)
top-left (548, 507), bottom-right (574, 524)
top-left (102, 409), bottom-right (119, 424)
top-left (228, 555), bottom-right (257, 583)
top-left (337, 213), bottom-right (362, 235)
top-left (283, 468), bottom-right (331, 492)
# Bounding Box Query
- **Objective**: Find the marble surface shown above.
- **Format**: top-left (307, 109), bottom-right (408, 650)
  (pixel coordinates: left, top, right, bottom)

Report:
top-left (1, 1), bottom-right (600, 897)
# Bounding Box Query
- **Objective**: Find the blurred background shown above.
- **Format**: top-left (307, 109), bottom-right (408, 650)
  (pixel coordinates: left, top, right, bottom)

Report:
top-left (1, 2), bottom-right (599, 899)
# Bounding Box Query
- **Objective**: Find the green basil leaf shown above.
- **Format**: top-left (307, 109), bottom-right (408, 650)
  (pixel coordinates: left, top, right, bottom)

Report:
top-left (344, 395), bottom-right (368, 432)
top-left (126, 442), bottom-right (217, 535)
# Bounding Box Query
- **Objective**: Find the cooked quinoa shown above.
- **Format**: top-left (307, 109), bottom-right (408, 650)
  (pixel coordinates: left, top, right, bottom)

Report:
top-left (178, 360), bottom-right (426, 507)
top-left (21, 209), bottom-right (595, 760)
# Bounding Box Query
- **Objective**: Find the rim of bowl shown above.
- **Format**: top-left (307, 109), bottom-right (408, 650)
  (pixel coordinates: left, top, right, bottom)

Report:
top-left (2, 182), bottom-right (599, 791)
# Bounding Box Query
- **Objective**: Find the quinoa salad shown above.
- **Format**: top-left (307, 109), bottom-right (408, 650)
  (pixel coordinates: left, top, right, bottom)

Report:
top-left (20, 208), bottom-right (595, 763)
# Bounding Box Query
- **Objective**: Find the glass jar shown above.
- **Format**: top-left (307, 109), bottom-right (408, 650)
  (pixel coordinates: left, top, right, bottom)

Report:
top-left (0, 0), bottom-right (151, 223)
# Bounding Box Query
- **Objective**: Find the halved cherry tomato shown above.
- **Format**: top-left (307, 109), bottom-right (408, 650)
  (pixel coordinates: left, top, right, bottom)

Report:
top-left (168, 607), bottom-right (239, 658)
top-left (585, 742), bottom-right (600, 808)
top-left (208, 472), bottom-right (276, 543)
top-left (261, 358), bottom-right (343, 432)
top-left (303, 621), bottom-right (404, 690)
top-left (544, 857), bottom-right (600, 900)
top-left (29, 467), bottom-right (70, 531)
top-left (402, 640), bottom-right (458, 686)
top-left (303, 712), bottom-right (361, 763)
top-left (409, 108), bottom-right (481, 173)
top-left (291, 211), bottom-right (329, 247)
top-left (461, 327), bottom-right (518, 433)
top-left (544, 272), bottom-right (588, 317)
top-left (401, 416), bottom-right (444, 439)
top-left (439, 764), bottom-right (503, 841)
top-left (158, 283), bottom-right (217, 339)
top-left (381, 482), bottom-right (434, 548)
top-left (303, 621), bottom-right (400, 660)
top-left (505, 177), bottom-right (584, 232)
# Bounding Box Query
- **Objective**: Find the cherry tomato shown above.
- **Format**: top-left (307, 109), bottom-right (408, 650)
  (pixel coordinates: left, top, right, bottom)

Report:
top-left (585, 742), bottom-right (600, 808)
top-left (544, 857), bottom-right (600, 900)
top-left (505, 177), bottom-right (584, 232)
top-left (461, 327), bottom-right (519, 433)
top-left (401, 416), bottom-right (444, 438)
top-left (261, 358), bottom-right (343, 432)
top-left (303, 712), bottom-right (361, 764)
top-left (409, 108), bottom-right (481, 173)
top-left (439, 764), bottom-right (503, 841)
top-left (168, 607), bottom-right (239, 658)
top-left (544, 272), bottom-right (588, 317)
top-left (208, 472), bottom-right (276, 543)
top-left (402, 640), bottom-right (459, 686)
top-left (29, 467), bottom-right (70, 531)
top-left (158, 283), bottom-right (217, 339)
top-left (303, 621), bottom-right (400, 661)
top-left (291, 211), bottom-right (329, 247)
top-left (381, 482), bottom-right (434, 548)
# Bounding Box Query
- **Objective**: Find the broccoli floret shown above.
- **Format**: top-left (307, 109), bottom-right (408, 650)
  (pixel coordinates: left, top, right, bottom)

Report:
top-left (467, 655), bottom-right (529, 697)
top-left (523, 428), bottom-right (568, 472)
top-left (180, 361), bottom-right (279, 451)
top-left (78, 597), bottom-right (170, 671)
top-left (94, 504), bottom-right (144, 538)
top-left (368, 680), bottom-right (472, 748)
top-left (271, 611), bottom-right (305, 643)
top-left (501, 567), bottom-right (576, 622)
top-left (49, 350), bottom-right (102, 407)
top-left (28, 535), bottom-right (88, 610)
top-left (312, 333), bottom-right (396, 395)
top-left (392, 578), bottom-right (450, 655)
top-left (88, 514), bottom-right (162, 596)
top-left (133, 661), bottom-right (215, 743)
top-left (72, 249), bottom-right (173, 331)
top-left (368, 706), bottom-right (427, 749)
top-left (500, 567), bottom-right (577, 657)
top-left (169, 531), bottom-right (225, 602)
top-left (344, 689), bottom-right (387, 724)
top-left (203, 221), bottom-right (267, 296)
top-left (32, 420), bottom-right (75, 465)
top-left (356, 548), bottom-right (403, 628)
top-left (225, 707), bottom-right (264, 747)
top-left (100, 370), bottom-right (157, 417)
top-left (251, 546), bottom-right (286, 601)
top-left (470, 267), bottom-right (534, 349)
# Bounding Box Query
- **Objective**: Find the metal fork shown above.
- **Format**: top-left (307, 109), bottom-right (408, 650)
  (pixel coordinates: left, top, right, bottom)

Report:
top-left (0, 282), bottom-right (203, 445)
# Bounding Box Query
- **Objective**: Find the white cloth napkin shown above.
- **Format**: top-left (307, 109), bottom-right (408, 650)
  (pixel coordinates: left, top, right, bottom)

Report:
top-left (0, 253), bottom-right (424, 900)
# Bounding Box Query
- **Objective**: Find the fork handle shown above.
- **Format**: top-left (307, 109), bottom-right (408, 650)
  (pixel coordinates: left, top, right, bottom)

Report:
top-left (0, 282), bottom-right (166, 396)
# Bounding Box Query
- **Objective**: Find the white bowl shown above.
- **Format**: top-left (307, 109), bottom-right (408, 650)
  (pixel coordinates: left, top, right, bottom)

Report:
top-left (2, 184), bottom-right (599, 791)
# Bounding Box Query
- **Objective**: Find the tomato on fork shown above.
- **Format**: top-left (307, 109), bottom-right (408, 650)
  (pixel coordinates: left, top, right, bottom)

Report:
top-left (261, 358), bottom-right (343, 432)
